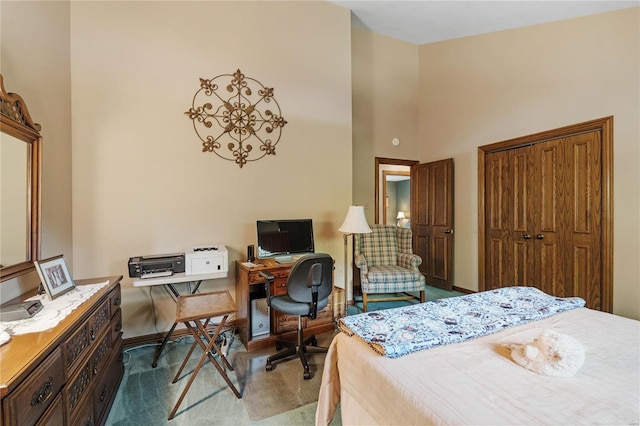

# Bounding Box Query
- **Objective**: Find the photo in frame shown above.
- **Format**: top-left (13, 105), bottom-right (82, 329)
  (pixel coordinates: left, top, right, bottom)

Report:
top-left (35, 255), bottom-right (75, 300)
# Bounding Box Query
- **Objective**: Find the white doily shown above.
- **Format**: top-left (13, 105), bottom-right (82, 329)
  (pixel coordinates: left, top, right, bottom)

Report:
top-left (0, 281), bottom-right (109, 336)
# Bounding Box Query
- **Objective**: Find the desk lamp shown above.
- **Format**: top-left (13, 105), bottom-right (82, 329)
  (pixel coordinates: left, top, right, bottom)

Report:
top-left (396, 211), bottom-right (406, 227)
top-left (338, 206), bottom-right (372, 317)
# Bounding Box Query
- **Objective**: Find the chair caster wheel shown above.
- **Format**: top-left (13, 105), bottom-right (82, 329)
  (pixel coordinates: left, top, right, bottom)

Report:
top-left (266, 363), bottom-right (273, 372)
top-left (310, 338), bottom-right (318, 346)
top-left (303, 371), bottom-right (311, 380)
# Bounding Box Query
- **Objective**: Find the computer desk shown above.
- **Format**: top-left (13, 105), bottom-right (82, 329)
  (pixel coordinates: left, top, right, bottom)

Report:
top-left (133, 271), bottom-right (227, 367)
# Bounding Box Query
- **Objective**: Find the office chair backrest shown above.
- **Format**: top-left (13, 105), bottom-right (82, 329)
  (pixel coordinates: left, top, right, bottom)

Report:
top-left (286, 253), bottom-right (333, 304)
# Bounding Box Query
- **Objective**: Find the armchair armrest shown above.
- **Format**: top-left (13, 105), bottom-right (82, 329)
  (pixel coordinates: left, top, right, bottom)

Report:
top-left (354, 253), bottom-right (368, 272)
top-left (258, 271), bottom-right (275, 306)
top-left (398, 252), bottom-right (422, 270)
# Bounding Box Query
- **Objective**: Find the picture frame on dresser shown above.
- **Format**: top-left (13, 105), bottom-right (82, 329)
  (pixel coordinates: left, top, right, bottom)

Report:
top-left (35, 255), bottom-right (75, 300)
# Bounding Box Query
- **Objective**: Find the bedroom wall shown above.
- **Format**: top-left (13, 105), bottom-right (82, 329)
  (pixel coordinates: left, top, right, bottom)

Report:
top-left (69, 1), bottom-right (353, 338)
top-left (351, 27), bottom-right (420, 222)
top-left (416, 8), bottom-right (640, 320)
top-left (0, 1), bottom-right (72, 302)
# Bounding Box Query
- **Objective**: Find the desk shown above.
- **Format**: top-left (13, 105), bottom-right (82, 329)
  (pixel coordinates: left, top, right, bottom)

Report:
top-left (133, 271), bottom-right (227, 367)
top-left (235, 259), bottom-right (334, 352)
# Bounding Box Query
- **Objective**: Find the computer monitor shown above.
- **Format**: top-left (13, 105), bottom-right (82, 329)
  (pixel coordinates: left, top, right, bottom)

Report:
top-left (256, 219), bottom-right (315, 261)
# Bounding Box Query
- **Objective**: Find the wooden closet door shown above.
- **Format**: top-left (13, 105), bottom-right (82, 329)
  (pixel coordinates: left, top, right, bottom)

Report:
top-left (560, 132), bottom-right (602, 308)
top-left (484, 146), bottom-right (534, 288)
top-left (533, 140), bottom-right (563, 297)
top-left (482, 128), bottom-right (604, 310)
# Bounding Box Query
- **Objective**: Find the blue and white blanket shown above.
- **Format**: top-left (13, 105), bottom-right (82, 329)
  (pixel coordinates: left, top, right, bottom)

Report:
top-left (338, 286), bottom-right (586, 358)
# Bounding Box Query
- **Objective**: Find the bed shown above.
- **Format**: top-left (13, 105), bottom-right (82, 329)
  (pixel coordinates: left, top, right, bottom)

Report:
top-left (316, 287), bottom-right (640, 425)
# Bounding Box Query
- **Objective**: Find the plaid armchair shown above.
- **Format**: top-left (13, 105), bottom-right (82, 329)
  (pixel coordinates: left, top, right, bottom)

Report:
top-left (354, 224), bottom-right (426, 312)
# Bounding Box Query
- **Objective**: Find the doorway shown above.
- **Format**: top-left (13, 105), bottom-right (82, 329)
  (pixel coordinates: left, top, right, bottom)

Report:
top-left (375, 157), bottom-right (417, 225)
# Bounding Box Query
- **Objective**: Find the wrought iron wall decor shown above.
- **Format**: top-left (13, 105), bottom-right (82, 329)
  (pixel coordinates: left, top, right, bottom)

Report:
top-left (185, 69), bottom-right (287, 168)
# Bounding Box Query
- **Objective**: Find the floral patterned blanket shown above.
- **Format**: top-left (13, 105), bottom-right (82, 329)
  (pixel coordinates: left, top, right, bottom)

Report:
top-left (338, 286), bottom-right (586, 358)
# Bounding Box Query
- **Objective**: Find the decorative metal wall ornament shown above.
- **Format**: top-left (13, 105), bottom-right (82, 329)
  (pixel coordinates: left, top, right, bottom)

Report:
top-left (185, 69), bottom-right (287, 168)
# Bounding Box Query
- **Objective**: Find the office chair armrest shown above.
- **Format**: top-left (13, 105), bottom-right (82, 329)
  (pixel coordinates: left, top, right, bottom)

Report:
top-left (258, 271), bottom-right (275, 306)
top-left (398, 252), bottom-right (422, 270)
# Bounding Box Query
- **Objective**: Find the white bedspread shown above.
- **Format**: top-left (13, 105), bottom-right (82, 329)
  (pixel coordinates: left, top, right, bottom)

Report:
top-left (316, 307), bottom-right (640, 425)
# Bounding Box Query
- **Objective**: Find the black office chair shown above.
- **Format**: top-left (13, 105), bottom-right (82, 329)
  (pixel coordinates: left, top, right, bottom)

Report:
top-left (259, 253), bottom-right (333, 379)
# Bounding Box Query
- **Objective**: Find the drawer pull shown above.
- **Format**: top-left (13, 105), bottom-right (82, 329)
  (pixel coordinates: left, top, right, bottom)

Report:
top-left (99, 385), bottom-right (108, 402)
top-left (30, 376), bottom-right (54, 406)
top-left (90, 329), bottom-right (96, 340)
top-left (113, 296), bottom-right (121, 306)
top-left (86, 415), bottom-right (94, 426)
top-left (115, 321), bottom-right (122, 332)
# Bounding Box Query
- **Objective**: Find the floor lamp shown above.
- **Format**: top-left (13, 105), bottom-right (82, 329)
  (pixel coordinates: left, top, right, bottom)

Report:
top-left (338, 206), bottom-right (372, 317)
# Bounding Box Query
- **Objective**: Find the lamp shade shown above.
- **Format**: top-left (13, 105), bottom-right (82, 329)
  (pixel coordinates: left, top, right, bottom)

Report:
top-left (396, 211), bottom-right (406, 220)
top-left (339, 206), bottom-right (372, 234)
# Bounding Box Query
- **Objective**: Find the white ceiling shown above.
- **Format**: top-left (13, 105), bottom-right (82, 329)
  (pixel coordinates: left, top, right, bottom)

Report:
top-left (329, 0), bottom-right (639, 45)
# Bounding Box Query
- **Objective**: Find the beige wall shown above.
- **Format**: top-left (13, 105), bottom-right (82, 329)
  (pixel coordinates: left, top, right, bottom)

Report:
top-left (416, 8), bottom-right (639, 319)
top-left (0, 1), bottom-right (72, 301)
top-left (69, 1), bottom-right (352, 338)
top-left (351, 27), bottom-right (420, 220)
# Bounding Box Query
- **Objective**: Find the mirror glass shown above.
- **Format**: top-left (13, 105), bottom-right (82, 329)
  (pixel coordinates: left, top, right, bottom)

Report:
top-left (1, 133), bottom-right (29, 267)
top-left (0, 74), bottom-right (42, 282)
top-left (383, 171), bottom-right (410, 227)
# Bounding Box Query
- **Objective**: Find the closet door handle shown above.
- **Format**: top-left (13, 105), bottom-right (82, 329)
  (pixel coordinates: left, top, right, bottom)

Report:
top-left (444, 229), bottom-right (453, 234)
top-left (523, 234), bottom-right (532, 240)
top-left (536, 234), bottom-right (545, 240)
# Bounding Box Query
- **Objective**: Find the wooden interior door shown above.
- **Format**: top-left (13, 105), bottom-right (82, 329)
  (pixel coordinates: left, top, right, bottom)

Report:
top-left (479, 117), bottom-right (611, 312)
top-left (411, 158), bottom-right (454, 290)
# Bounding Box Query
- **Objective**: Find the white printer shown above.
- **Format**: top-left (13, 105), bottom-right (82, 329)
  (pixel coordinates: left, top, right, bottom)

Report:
top-left (185, 245), bottom-right (228, 275)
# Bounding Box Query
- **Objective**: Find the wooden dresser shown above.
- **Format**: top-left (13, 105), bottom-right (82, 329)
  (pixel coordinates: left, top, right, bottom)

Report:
top-left (236, 260), bottom-right (334, 352)
top-left (0, 276), bottom-right (124, 426)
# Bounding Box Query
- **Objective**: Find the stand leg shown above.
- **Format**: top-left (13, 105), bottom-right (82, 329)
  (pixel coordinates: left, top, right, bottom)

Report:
top-left (151, 281), bottom-right (203, 368)
top-left (152, 321), bottom-right (178, 368)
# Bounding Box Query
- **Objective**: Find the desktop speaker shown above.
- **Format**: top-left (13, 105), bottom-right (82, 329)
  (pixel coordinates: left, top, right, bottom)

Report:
top-left (251, 298), bottom-right (270, 338)
top-left (247, 245), bottom-right (255, 262)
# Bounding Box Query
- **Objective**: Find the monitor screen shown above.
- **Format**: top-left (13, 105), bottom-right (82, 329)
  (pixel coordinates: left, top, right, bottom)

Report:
top-left (256, 219), bottom-right (315, 259)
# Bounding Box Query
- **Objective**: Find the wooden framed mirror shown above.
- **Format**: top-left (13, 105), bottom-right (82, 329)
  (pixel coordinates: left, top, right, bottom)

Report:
top-left (0, 74), bottom-right (42, 282)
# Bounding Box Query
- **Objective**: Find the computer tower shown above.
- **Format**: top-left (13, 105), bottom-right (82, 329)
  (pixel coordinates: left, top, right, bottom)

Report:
top-left (251, 298), bottom-right (270, 338)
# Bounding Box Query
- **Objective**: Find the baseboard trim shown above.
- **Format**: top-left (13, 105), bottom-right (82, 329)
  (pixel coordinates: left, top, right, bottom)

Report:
top-left (123, 329), bottom-right (191, 349)
top-left (123, 320), bottom-right (237, 349)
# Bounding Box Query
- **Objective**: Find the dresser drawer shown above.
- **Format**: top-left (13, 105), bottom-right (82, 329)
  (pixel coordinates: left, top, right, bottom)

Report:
top-left (68, 387), bottom-right (94, 426)
top-left (3, 347), bottom-right (64, 426)
top-left (110, 308), bottom-right (122, 344)
top-left (62, 300), bottom-right (110, 375)
top-left (35, 394), bottom-right (63, 426)
top-left (64, 362), bottom-right (91, 419)
top-left (109, 285), bottom-right (121, 316)
top-left (93, 340), bottom-right (123, 423)
top-left (90, 330), bottom-right (112, 379)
